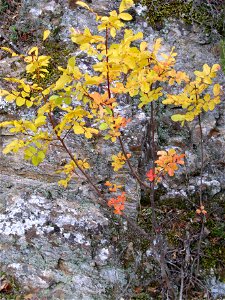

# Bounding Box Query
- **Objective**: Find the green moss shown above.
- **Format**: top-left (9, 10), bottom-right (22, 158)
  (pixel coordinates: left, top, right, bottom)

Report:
top-left (201, 243), bottom-right (225, 281)
top-left (132, 293), bottom-right (153, 299)
top-left (43, 41), bottom-right (71, 83)
top-left (25, 41), bottom-right (71, 88)
top-left (142, 0), bottom-right (225, 36)
top-left (0, 0), bottom-right (8, 14)
top-left (220, 39), bottom-right (225, 74)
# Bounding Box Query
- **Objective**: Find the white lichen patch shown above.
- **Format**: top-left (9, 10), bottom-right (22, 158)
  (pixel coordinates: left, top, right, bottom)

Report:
top-left (0, 193), bottom-right (108, 242)
top-left (29, 8), bottom-right (42, 17)
top-left (74, 233), bottom-right (90, 245)
top-left (98, 248), bottom-right (110, 262)
top-left (0, 196), bottom-right (47, 236)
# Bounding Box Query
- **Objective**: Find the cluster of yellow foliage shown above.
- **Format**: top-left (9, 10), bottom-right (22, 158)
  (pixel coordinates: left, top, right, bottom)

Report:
top-left (163, 64), bottom-right (221, 124)
top-left (111, 152), bottom-right (131, 171)
top-left (0, 0), bottom-right (222, 214)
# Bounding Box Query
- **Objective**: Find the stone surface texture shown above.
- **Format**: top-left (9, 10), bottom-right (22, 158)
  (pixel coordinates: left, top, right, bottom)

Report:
top-left (0, 0), bottom-right (224, 299)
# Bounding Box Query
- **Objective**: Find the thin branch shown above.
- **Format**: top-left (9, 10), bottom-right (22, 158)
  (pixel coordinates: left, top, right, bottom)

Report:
top-left (196, 114), bottom-right (205, 275)
top-left (198, 114), bottom-right (204, 207)
top-left (179, 268), bottom-right (184, 300)
top-left (150, 101), bottom-right (157, 231)
top-left (62, 124), bottom-right (74, 141)
top-left (118, 136), bottom-right (150, 189)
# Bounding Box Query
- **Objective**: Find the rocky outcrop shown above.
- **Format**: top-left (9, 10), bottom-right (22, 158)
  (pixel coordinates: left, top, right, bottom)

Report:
top-left (0, 0), bottom-right (224, 299)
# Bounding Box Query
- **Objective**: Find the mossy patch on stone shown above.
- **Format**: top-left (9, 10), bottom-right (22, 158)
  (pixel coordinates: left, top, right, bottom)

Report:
top-left (141, 0), bottom-right (225, 36)
top-left (25, 41), bottom-right (72, 87)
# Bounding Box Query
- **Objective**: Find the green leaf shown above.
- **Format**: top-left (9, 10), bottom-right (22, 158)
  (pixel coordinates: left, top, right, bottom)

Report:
top-left (37, 151), bottom-right (45, 160)
top-left (32, 156), bottom-right (40, 166)
top-left (99, 123), bottom-right (108, 130)
top-left (34, 141), bottom-right (42, 148)
top-left (105, 107), bottom-right (112, 115)
top-left (29, 146), bottom-right (37, 154)
top-left (64, 97), bottom-right (72, 105)
top-left (104, 134), bottom-right (111, 140)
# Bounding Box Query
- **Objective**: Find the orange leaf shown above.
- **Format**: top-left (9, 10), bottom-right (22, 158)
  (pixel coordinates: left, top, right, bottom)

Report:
top-left (105, 181), bottom-right (112, 186)
top-left (108, 192), bottom-right (126, 215)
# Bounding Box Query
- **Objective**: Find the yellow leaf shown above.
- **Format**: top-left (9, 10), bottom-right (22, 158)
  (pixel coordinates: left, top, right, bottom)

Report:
top-left (16, 97), bottom-right (26, 106)
top-left (168, 149), bottom-right (176, 156)
top-left (208, 102), bottom-right (215, 111)
top-left (0, 89), bottom-right (9, 96)
top-left (194, 70), bottom-right (202, 78)
top-left (58, 179), bottom-right (68, 188)
top-left (73, 123), bottom-right (85, 134)
top-left (28, 47), bottom-right (38, 56)
top-left (84, 131), bottom-right (92, 138)
top-left (3, 140), bottom-right (25, 154)
top-left (32, 156), bottom-right (40, 166)
top-left (0, 121), bottom-right (13, 127)
top-left (119, 13), bottom-right (133, 21)
top-left (203, 64), bottom-right (210, 75)
top-left (35, 116), bottom-right (46, 126)
top-left (23, 84), bottom-right (31, 93)
top-left (213, 83), bottom-right (221, 96)
top-left (76, 1), bottom-right (90, 10)
top-left (1, 47), bottom-right (18, 56)
top-left (37, 151), bottom-right (45, 160)
top-left (26, 100), bottom-right (33, 108)
top-left (67, 56), bottom-right (76, 70)
top-left (54, 74), bottom-right (72, 90)
top-left (153, 38), bottom-right (162, 54)
top-left (171, 114), bottom-right (184, 122)
top-left (204, 94), bottom-right (210, 101)
top-left (5, 94), bottom-right (16, 102)
top-left (211, 64), bottom-right (220, 72)
top-left (83, 162), bottom-right (90, 169)
top-left (110, 27), bottom-right (116, 38)
top-left (119, 0), bottom-right (134, 13)
top-left (203, 76), bottom-right (212, 84)
top-left (140, 41), bottom-right (148, 52)
top-left (43, 30), bottom-right (51, 41)
top-left (25, 122), bottom-right (36, 132)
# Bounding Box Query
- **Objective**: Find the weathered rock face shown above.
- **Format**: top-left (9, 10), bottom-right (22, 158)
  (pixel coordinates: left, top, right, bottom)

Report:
top-left (0, 181), bottom-right (127, 299)
top-left (0, 0), bottom-right (225, 299)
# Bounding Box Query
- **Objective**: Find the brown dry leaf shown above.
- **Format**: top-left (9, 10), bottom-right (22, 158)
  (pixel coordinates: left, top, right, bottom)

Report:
top-left (134, 286), bottom-right (142, 294)
top-left (0, 280), bottom-right (12, 293)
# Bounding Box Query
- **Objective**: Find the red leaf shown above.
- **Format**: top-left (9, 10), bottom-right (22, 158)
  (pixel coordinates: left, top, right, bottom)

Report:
top-left (146, 169), bottom-right (156, 181)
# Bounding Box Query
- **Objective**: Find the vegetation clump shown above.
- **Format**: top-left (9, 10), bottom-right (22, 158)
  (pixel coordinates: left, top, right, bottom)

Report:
top-left (0, 0), bottom-right (223, 298)
top-left (141, 0), bottom-right (225, 36)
